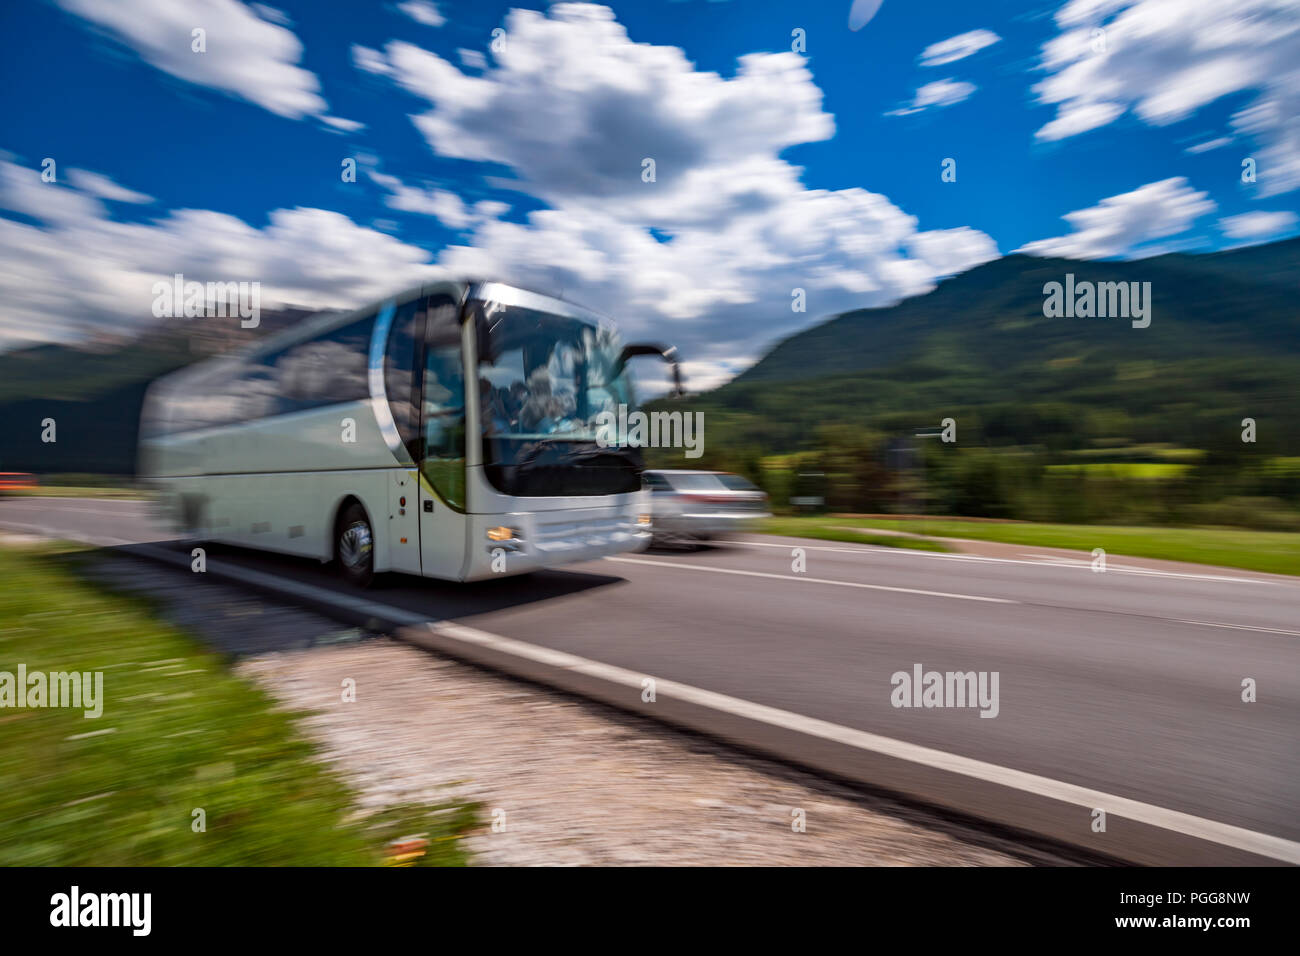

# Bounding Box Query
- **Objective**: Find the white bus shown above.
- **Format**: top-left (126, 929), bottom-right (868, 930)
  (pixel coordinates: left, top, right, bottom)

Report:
top-left (139, 280), bottom-right (681, 585)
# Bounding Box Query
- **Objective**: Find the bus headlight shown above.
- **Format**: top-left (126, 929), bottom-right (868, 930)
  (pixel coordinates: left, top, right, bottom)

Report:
top-left (486, 526), bottom-right (520, 542)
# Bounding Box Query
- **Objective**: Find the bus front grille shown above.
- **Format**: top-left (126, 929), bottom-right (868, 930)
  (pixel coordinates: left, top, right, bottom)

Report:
top-left (533, 515), bottom-right (637, 554)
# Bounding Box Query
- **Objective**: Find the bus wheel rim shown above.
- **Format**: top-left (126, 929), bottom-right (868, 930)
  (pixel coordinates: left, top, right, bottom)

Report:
top-left (339, 521), bottom-right (372, 569)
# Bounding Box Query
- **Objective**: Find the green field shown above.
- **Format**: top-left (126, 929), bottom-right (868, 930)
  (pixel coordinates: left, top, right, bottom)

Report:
top-left (0, 542), bottom-right (476, 865)
top-left (1043, 462), bottom-right (1192, 479)
top-left (758, 515), bottom-right (1300, 577)
top-left (757, 517), bottom-right (948, 552)
top-left (0, 474), bottom-right (147, 499)
top-left (0, 486), bottom-right (147, 499)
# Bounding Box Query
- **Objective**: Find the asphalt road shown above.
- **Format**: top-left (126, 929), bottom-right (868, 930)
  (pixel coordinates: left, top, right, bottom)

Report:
top-left (3, 496), bottom-right (1298, 857)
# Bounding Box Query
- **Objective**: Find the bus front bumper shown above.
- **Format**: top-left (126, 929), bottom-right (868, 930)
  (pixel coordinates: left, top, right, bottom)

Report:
top-left (463, 507), bottom-right (650, 580)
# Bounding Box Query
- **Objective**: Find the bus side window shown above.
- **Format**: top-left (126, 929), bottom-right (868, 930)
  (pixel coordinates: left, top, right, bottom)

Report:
top-left (420, 296), bottom-right (466, 510)
top-left (384, 297), bottom-right (422, 460)
top-left (274, 311), bottom-right (374, 414)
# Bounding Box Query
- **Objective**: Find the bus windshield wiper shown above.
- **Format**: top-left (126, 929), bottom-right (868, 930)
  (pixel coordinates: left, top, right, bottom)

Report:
top-left (554, 444), bottom-right (639, 465)
top-left (510, 437), bottom-right (638, 472)
top-left (510, 437), bottom-right (580, 472)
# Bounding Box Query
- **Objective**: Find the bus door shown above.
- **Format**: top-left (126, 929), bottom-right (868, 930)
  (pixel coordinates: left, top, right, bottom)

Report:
top-left (416, 295), bottom-right (470, 580)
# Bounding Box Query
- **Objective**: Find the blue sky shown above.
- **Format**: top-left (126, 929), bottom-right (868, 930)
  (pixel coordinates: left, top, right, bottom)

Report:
top-left (1, 0), bottom-right (1297, 385)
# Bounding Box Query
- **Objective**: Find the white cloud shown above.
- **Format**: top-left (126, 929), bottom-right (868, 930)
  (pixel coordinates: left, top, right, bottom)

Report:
top-left (2, 3), bottom-right (1002, 387)
top-left (886, 78), bottom-right (977, 116)
top-left (908, 227), bottom-right (1007, 274)
top-left (361, 7), bottom-right (836, 210)
top-left (848, 0), bottom-right (885, 32)
top-left (352, 45), bottom-right (395, 77)
top-left (458, 48), bottom-right (488, 70)
top-left (0, 159), bottom-right (105, 224)
top-left (0, 158), bottom-right (444, 348)
top-left (397, 1), bottom-right (445, 28)
top-left (1035, 101), bottom-right (1123, 141)
top-left (251, 3), bottom-right (290, 26)
top-left (357, 4), bottom-right (997, 377)
top-left (920, 29), bottom-right (1001, 67)
top-left (1219, 210), bottom-right (1298, 240)
top-left (1032, 0), bottom-right (1300, 195)
top-left (1018, 177), bottom-right (1216, 259)
top-left (367, 170), bottom-right (509, 230)
top-left (1185, 136), bottom-right (1232, 154)
top-left (66, 169), bottom-right (153, 204)
top-left (321, 116), bottom-right (366, 133)
top-left (56, 0), bottom-right (328, 119)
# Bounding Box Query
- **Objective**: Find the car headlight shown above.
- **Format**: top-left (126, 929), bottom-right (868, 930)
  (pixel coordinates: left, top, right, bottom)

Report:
top-left (636, 513), bottom-right (652, 527)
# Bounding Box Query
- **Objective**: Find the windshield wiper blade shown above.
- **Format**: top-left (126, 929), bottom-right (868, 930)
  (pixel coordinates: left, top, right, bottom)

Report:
top-left (554, 444), bottom-right (640, 465)
top-left (510, 437), bottom-right (592, 470)
top-left (511, 438), bottom-right (638, 471)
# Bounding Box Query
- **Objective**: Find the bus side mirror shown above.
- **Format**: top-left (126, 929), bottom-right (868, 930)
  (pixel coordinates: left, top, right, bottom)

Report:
top-left (615, 343), bottom-right (684, 398)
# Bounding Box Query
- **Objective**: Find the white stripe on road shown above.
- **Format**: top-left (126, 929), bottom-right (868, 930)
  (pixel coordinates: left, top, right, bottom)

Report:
top-left (617, 549), bottom-right (1300, 640)
top-left (1020, 552), bottom-right (1281, 585)
top-left (1173, 619), bottom-right (1300, 639)
top-left (732, 537), bottom-right (1289, 587)
top-left (606, 555), bottom-right (1017, 604)
top-left (423, 618), bottom-right (1300, 865)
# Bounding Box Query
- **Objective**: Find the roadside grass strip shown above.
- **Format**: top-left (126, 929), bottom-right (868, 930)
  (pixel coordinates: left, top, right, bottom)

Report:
top-left (760, 516), bottom-right (1300, 577)
top-left (0, 542), bottom-right (476, 866)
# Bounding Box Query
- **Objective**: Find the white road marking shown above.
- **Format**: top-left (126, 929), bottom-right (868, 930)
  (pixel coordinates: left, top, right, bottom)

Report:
top-left (422, 618), bottom-right (1300, 865)
top-left (1173, 619), bottom-right (1300, 639)
top-left (607, 555), bottom-right (1016, 604)
top-left (619, 549), bottom-right (1299, 638)
top-left (731, 537), bottom-right (1289, 586)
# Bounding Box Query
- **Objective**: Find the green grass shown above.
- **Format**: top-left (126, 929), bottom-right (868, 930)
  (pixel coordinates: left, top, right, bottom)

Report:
top-left (1044, 462), bottom-right (1192, 479)
top-left (758, 515), bottom-right (1300, 576)
top-left (757, 517), bottom-right (949, 552)
top-left (1065, 444), bottom-right (1205, 463)
top-left (0, 474), bottom-right (147, 499)
top-left (0, 542), bottom-right (477, 865)
top-left (0, 486), bottom-right (147, 500)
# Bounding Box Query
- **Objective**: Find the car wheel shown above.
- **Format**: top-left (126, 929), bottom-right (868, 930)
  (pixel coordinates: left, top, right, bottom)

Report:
top-left (336, 503), bottom-right (375, 588)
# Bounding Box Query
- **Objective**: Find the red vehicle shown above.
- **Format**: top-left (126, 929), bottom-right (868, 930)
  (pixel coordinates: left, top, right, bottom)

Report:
top-left (0, 472), bottom-right (37, 492)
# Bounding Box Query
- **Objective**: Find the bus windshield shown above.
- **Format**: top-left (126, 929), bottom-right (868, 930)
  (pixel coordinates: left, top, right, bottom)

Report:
top-left (471, 296), bottom-right (642, 496)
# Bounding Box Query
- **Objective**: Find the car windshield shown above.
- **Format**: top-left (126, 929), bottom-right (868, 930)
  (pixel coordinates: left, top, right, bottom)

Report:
top-left (666, 473), bottom-right (729, 492)
top-left (716, 473), bottom-right (758, 491)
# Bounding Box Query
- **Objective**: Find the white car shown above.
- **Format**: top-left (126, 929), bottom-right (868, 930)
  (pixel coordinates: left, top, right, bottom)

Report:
top-left (642, 469), bottom-right (771, 545)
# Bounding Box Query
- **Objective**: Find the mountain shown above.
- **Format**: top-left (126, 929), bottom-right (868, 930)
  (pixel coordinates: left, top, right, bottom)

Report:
top-left (0, 307), bottom-right (324, 474)
top-left (680, 237), bottom-right (1300, 457)
top-left (737, 239), bottom-right (1300, 384)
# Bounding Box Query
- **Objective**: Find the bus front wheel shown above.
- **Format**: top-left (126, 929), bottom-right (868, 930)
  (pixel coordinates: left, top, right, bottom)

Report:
top-left (336, 502), bottom-right (375, 588)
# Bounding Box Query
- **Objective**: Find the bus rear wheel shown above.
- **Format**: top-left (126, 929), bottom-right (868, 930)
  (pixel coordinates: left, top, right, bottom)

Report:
top-left (336, 503), bottom-right (375, 588)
